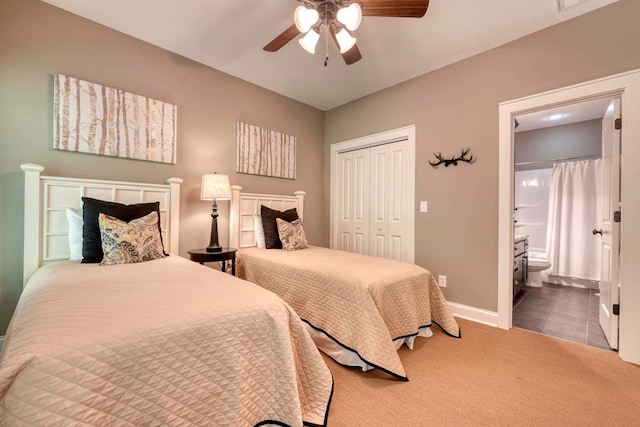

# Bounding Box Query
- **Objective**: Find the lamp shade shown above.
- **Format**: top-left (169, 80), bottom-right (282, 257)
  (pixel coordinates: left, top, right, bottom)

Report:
top-left (200, 173), bottom-right (231, 200)
top-left (299, 29), bottom-right (320, 54)
top-left (337, 3), bottom-right (362, 32)
top-left (294, 5), bottom-right (319, 33)
top-left (335, 28), bottom-right (357, 53)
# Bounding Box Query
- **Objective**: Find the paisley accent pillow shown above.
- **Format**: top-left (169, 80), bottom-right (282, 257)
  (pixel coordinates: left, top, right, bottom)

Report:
top-left (99, 211), bottom-right (166, 265)
top-left (276, 218), bottom-right (308, 251)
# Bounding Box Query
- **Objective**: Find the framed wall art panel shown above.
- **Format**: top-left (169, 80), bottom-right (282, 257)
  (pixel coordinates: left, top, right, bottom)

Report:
top-left (236, 121), bottom-right (296, 179)
top-left (53, 74), bottom-right (177, 164)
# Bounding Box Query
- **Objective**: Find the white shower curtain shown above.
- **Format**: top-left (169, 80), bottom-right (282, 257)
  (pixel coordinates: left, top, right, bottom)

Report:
top-left (545, 159), bottom-right (602, 281)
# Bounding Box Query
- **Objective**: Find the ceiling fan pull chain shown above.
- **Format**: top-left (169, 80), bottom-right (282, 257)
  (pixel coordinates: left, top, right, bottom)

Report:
top-left (324, 25), bottom-right (329, 66)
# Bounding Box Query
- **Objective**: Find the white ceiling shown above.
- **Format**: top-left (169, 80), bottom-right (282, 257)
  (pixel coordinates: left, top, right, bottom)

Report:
top-left (515, 97), bottom-right (613, 132)
top-left (42, 0), bottom-right (620, 111)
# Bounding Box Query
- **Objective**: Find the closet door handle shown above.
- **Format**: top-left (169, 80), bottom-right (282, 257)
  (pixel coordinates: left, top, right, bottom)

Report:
top-left (592, 229), bottom-right (603, 235)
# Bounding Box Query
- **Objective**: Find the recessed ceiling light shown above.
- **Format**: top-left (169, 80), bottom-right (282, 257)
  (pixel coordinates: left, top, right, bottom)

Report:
top-left (544, 113), bottom-right (568, 121)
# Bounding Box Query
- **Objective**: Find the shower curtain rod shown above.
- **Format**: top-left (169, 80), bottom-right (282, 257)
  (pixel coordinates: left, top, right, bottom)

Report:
top-left (515, 155), bottom-right (601, 167)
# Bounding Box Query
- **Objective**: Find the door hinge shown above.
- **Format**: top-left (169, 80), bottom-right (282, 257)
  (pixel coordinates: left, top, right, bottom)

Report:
top-left (615, 118), bottom-right (622, 130)
top-left (613, 304), bottom-right (620, 316)
top-left (614, 211), bottom-right (621, 223)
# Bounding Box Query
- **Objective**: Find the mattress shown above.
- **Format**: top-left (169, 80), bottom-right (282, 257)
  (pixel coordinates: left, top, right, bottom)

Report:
top-left (237, 246), bottom-right (460, 380)
top-left (0, 256), bottom-right (333, 426)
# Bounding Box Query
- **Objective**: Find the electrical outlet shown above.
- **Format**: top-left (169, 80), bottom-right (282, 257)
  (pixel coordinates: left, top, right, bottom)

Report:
top-left (438, 275), bottom-right (447, 288)
top-left (420, 201), bottom-right (428, 212)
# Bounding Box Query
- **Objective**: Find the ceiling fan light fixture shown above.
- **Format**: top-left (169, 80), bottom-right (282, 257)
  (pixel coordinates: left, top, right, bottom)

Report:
top-left (299, 28), bottom-right (320, 54)
top-left (337, 3), bottom-right (362, 31)
top-left (294, 5), bottom-right (319, 33)
top-left (335, 28), bottom-right (357, 53)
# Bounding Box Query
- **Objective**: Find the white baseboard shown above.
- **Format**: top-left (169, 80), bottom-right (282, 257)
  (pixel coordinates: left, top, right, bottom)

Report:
top-left (545, 274), bottom-right (599, 290)
top-left (448, 302), bottom-right (498, 327)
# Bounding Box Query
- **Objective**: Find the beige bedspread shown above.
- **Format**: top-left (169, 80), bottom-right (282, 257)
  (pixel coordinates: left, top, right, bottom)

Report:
top-left (237, 246), bottom-right (460, 380)
top-left (0, 256), bottom-right (332, 427)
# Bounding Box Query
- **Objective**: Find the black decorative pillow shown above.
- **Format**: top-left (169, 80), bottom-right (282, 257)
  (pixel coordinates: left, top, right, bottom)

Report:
top-left (261, 205), bottom-right (299, 249)
top-left (82, 197), bottom-right (166, 263)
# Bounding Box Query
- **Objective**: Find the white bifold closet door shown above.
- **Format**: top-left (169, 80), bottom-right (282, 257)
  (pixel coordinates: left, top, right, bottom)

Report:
top-left (337, 148), bottom-right (370, 254)
top-left (336, 140), bottom-right (410, 261)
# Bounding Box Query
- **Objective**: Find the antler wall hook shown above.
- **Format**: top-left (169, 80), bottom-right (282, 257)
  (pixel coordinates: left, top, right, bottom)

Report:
top-left (429, 148), bottom-right (475, 168)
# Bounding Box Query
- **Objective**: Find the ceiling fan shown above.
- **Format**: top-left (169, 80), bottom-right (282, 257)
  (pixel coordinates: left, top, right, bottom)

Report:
top-left (264, 0), bottom-right (430, 66)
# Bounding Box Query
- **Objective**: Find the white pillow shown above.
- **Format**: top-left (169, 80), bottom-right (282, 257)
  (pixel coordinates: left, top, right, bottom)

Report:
top-left (253, 214), bottom-right (266, 248)
top-left (66, 208), bottom-right (83, 261)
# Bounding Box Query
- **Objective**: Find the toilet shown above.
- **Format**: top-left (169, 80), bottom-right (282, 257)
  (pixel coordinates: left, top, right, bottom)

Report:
top-left (527, 251), bottom-right (551, 287)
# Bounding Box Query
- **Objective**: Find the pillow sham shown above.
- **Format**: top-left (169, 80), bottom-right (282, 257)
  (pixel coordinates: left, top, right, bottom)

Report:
top-left (261, 205), bottom-right (299, 249)
top-left (276, 218), bottom-right (308, 251)
top-left (99, 211), bottom-right (165, 265)
top-left (82, 197), bottom-right (165, 263)
top-left (65, 208), bottom-right (83, 261)
top-left (253, 214), bottom-right (266, 248)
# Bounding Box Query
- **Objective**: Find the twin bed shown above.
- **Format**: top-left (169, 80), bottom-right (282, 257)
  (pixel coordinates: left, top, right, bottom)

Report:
top-left (229, 186), bottom-right (460, 380)
top-left (0, 165), bottom-right (332, 427)
top-left (0, 165), bottom-right (460, 425)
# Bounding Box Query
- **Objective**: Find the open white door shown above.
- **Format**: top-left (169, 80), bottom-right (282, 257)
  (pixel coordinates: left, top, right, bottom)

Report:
top-left (598, 98), bottom-right (621, 350)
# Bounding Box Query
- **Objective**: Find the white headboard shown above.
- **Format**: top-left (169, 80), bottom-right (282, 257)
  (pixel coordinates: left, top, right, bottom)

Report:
top-left (21, 163), bottom-right (182, 284)
top-left (229, 185), bottom-right (305, 249)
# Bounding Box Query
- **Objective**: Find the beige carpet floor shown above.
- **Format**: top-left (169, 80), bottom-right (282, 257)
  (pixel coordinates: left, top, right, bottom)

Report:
top-left (323, 318), bottom-right (640, 426)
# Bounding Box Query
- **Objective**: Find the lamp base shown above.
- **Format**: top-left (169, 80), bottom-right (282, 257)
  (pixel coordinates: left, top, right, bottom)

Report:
top-left (207, 199), bottom-right (222, 253)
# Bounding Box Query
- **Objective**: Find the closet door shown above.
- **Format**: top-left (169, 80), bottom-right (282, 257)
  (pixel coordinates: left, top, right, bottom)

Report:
top-left (331, 126), bottom-right (415, 263)
top-left (369, 141), bottom-right (409, 260)
top-left (369, 145), bottom-right (388, 258)
top-left (336, 149), bottom-right (370, 254)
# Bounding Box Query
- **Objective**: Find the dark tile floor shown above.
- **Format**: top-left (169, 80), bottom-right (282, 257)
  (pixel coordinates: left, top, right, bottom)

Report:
top-left (513, 283), bottom-right (613, 351)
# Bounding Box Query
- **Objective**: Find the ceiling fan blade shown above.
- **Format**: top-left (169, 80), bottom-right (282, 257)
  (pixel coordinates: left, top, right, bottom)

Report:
top-left (263, 24), bottom-right (300, 52)
top-left (342, 44), bottom-right (362, 65)
top-left (360, 0), bottom-right (429, 18)
top-left (329, 25), bottom-right (362, 65)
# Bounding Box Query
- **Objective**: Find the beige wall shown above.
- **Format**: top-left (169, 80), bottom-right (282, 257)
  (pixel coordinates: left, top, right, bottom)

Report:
top-left (324, 0), bottom-right (640, 312)
top-left (2, 0), bottom-right (639, 335)
top-left (0, 0), bottom-right (325, 333)
top-left (515, 119), bottom-right (602, 169)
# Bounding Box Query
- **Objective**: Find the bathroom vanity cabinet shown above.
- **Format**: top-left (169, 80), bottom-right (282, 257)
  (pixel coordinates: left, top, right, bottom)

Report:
top-left (513, 237), bottom-right (528, 299)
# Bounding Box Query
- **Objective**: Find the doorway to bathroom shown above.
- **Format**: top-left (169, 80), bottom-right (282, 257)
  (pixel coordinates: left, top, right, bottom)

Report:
top-left (511, 97), bottom-right (615, 351)
top-left (496, 69), bottom-right (640, 366)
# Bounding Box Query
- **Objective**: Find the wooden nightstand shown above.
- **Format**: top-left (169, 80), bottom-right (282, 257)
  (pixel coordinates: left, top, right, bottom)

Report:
top-left (188, 248), bottom-right (237, 276)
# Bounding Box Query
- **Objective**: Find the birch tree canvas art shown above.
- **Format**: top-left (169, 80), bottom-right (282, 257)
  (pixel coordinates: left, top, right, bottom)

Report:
top-left (53, 74), bottom-right (177, 164)
top-left (236, 122), bottom-right (296, 179)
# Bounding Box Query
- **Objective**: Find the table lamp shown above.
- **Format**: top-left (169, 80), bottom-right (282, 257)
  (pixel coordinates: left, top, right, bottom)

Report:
top-left (200, 173), bottom-right (231, 252)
